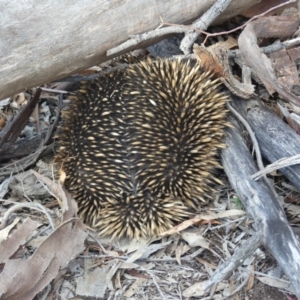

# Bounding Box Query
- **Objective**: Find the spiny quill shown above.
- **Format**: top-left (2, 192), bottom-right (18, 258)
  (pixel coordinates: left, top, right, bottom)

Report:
top-left (56, 58), bottom-right (229, 240)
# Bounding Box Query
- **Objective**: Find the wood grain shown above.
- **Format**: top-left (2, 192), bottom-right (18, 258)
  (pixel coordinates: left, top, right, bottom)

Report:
top-left (0, 0), bottom-right (258, 100)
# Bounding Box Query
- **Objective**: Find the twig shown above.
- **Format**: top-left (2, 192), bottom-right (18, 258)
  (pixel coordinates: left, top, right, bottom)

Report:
top-left (0, 201), bottom-right (55, 230)
top-left (108, 0), bottom-right (295, 57)
top-left (203, 0), bottom-right (295, 45)
top-left (207, 216), bottom-right (247, 231)
top-left (29, 173), bottom-right (61, 204)
top-left (222, 268), bottom-right (252, 300)
top-left (147, 247), bottom-right (205, 262)
top-left (80, 247), bottom-right (205, 262)
top-left (230, 37), bottom-right (300, 58)
top-left (180, 0), bottom-right (233, 54)
top-left (108, 0), bottom-right (233, 56)
top-left (202, 233), bottom-right (261, 291)
top-left (139, 266), bottom-right (167, 300)
top-left (263, 36), bottom-right (300, 53)
top-left (252, 154), bottom-right (300, 180)
top-left (88, 232), bottom-right (109, 254)
top-left (252, 270), bottom-right (291, 284)
top-left (23, 224), bottom-right (52, 247)
top-left (0, 176), bottom-right (12, 198)
top-left (179, 0), bottom-right (295, 48)
top-left (263, 37), bottom-right (300, 53)
top-left (227, 103), bottom-right (262, 167)
top-left (107, 26), bottom-right (186, 56)
top-left (40, 87), bottom-right (72, 95)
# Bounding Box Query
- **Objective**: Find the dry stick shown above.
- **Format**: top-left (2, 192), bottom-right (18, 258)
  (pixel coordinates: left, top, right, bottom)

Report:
top-left (88, 232), bottom-right (109, 255)
top-left (139, 267), bottom-right (167, 300)
top-left (202, 233), bottom-right (261, 291)
top-left (252, 270), bottom-right (292, 284)
top-left (80, 247), bottom-right (205, 262)
top-left (263, 37), bottom-right (300, 53)
top-left (0, 201), bottom-right (55, 230)
top-left (180, 0), bottom-right (233, 54)
top-left (0, 176), bottom-right (11, 199)
top-left (208, 216), bottom-right (247, 231)
top-left (252, 154), bottom-right (300, 180)
top-left (222, 269), bottom-right (252, 300)
top-left (23, 225), bottom-right (52, 247)
top-left (229, 37), bottom-right (300, 58)
top-left (0, 88), bottom-right (42, 149)
top-left (107, 26), bottom-right (187, 56)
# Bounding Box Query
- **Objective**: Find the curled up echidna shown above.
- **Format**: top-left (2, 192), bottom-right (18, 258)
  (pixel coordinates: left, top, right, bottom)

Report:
top-left (56, 58), bottom-right (229, 239)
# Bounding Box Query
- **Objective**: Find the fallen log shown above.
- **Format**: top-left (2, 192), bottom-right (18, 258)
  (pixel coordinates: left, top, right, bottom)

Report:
top-left (0, 0), bottom-right (258, 100)
top-left (219, 109), bottom-right (300, 297)
top-left (232, 96), bottom-right (300, 191)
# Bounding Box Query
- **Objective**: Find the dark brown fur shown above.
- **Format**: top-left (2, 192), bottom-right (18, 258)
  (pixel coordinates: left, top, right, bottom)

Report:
top-left (56, 58), bottom-right (229, 239)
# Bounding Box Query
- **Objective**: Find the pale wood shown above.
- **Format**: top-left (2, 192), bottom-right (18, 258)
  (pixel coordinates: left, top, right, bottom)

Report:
top-left (222, 113), bottom-right (300, 297)
top-left (0, 0), bottom-right (258, 100)
top-left (232, 96), bottom-right (300, 191)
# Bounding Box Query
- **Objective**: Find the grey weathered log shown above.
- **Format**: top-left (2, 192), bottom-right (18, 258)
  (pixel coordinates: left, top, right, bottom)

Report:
top-left (232, 96), bottom-right (300, 191)
top-left (0, 0), bottom-right (258, 101)
top-left (222, 114), bottom-right (300, 297)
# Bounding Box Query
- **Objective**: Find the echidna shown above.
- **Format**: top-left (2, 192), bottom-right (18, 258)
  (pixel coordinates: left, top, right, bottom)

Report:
top-left (56, 58), bottom-right (228, 239)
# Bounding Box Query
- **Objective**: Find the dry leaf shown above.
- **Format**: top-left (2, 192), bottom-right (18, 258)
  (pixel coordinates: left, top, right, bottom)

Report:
top-left (0, 115), bottom-right (6, 129)
top-left (0, 98), bottom-right (10, 107)
top-left (9, 171), bottom-right (52, 199)
top-left (195, 257), bottom-right (217, 269)
top-left (285, 204), bottom-right (300, 216)
top-left (0, 220), bottom-right (87, 299)
top-left (124, 278), bottom-right (147, 297)
top-left (76, 260), bottom-right (109, 298)
top-left (257, 276), bottom-right (295, 293)
top-left (175, 243), bottom-right (191, 265)
top-left (246, 264), bottom-right (255, 291)
top-left (161, 209), bottom-right (246, 236)
top-left (119, 262), bottom-right (140, 269)
top-left (0, 218), bottom-right (39, 263)
top-left (238, 16), bottom-right (300, 106)
top-left (106, 260), bottom-right (122, 290)
top-left (0, 170), bottom-right (87, 300)
top-left (193, 44), bottom-right (225, 77)
top-left (183, 280), bottom-right (227, 297)
top-left (181, 231), bottom-right (210, 249)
